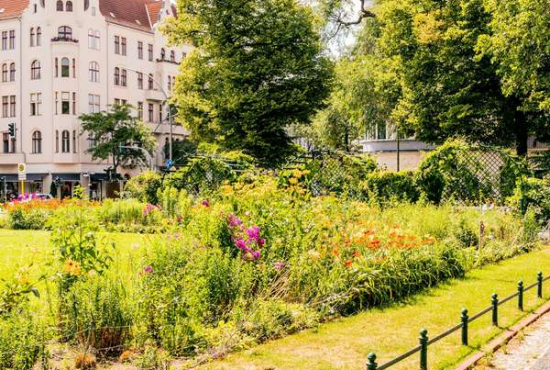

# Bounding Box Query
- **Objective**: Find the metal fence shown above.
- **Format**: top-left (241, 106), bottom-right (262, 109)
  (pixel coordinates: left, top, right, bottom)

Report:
top-left (366, 272), bottom-right (550, 370)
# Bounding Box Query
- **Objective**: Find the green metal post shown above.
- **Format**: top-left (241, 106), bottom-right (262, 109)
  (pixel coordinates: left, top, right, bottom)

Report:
top-left (419, 329), bottom-right (428, 370)
top-left (518, 281), bottom-right (524, 311)
top-left (492, 293), bottom-right (499, 327)
top-left (461, 308), bottom-right (469, 346)
top-left (538, 272), bottom-right (543, 299)
top-left (366, 352), bottom-right (378, 370)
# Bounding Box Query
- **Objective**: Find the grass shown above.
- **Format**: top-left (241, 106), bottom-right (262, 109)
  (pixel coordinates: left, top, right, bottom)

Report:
top-left (198, 245), bottom-right (550, 370)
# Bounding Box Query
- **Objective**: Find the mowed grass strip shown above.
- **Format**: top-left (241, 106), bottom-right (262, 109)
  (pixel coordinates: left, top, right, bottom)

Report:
top-left (199, 246), bottom-right (550, 370)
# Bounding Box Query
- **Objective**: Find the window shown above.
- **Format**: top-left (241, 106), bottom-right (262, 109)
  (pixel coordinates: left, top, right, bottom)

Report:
top-left (36, 27), bottom-right (41, 46)
top-left (137, 72), bottom-right (143, 89)
top-left (114, 36), bottom-right (120, 54)
top-left (55, 130), bottom-right (59, 152)
top-left (30, 93), bottom-right (42, 116)
top-left (1, 96), bottom-right (7, 117)
top-left (55, 92), bottom-right (59, 114)
top-left (55, 58), bottom-right (58, 78)
top-left (170, 50), bottom-right (175, 62)
top-left (72, 92), bottom-right (76, 114)
top-left (66, 1), bottom-right (73, 11)
top-left (1, 96), bottom-right (15, 118)
top-left (88, 135), bottom-right (97, 149)
top-left (168, 75), bottom-right (172, 91)
top-left (31, 60), bottom-right (41, 80)
top-left (58, 26), bottom-right (72, 39)
top-left (32, 131), bottom-right (42, 154)
top-left (9, 31), bottom-right (15, 49)
top-left (148, 74), bottom-right (154, 90)
top-left (72, 130), bottom-right (77, 153)
top-left (61, 58), bottom-right (70, 77)
top-left (61, 92), bottom-right (70, 114)
top-left (120, 69), bottom-right (127, 87)
top-left (137, 102), bottom-right (143, 120)
top-left (3, 134), bottom-right (9, 153)
top-left (62, 130), bottom-right (70, 153)
top-left (114, 67), bottom-right (120, 85)
top-left (158, 103), bottom-right (163, 123)
top-left (84, 0), bottom-right (90, 11)
top-left (121, 37), bottom-right (127, 55)
top-left (148, 103), bottom-right (154, 122)
top-left (72, 58), bottom-right (76, 78)
top-left (10, 63), bottom-right (15, 82)
top-left (30, 28), bottom-right (35, 47)
top-left (88, 94), bottom-right (100, 113)
top-left (89, 62), bottom-right (99, 82)
top-left (138, 41), bottom-right (143, 59)
top-left (88, 29), bottom-right (100, 49)
top-left (148, 44), bottom-right (153, 61)
top-left (1, 32), bottom-right (7, 50)
top-left (1, 64), bottom-right (6, 82)
top-left (56, 0), bottom-right (63, 11)
top-left (9, 95), bottom-right (16, 117)
top-left (160, 48), bottom-right (166, 60)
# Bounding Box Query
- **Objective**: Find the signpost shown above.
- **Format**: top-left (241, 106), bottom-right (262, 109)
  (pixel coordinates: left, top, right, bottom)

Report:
top-left (17, 163), bottom-right (26, 195)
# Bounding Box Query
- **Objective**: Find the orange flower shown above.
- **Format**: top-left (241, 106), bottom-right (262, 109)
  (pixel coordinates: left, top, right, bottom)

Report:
top-left (344, 260), bottom-right (353, 268)
top-left (352, 250), bottom-right (362, 258)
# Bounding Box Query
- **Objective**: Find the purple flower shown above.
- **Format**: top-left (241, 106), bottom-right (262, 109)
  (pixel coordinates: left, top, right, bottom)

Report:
top-left (235, 238), bottom-right (248, 252)
top-left (258, 238), bottom-right (265, 247)
top-left (228, 214), bottom-right (243, 228)
top-left (201, 199), bottom-right (210, 207)
top-left (247, 226), bottom-right (261, 241)
top-left (252, 250), bottom-right (261, 260)
top-left (143, 265), bottom-right (153, 274)
top-left (274, 262), bottom-right (285, 271)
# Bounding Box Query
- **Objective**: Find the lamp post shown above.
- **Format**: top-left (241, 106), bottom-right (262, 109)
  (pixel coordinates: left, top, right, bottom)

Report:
top-left (121, 67), bottom-right (174, 161)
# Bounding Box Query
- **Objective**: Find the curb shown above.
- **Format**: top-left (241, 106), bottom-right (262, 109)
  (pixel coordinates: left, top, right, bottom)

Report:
top-left (454, 300), bottom-right (550, 370)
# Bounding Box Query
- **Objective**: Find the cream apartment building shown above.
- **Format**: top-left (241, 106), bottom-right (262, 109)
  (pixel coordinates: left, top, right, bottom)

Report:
top-left (0, 0), bottom-right (189, 199)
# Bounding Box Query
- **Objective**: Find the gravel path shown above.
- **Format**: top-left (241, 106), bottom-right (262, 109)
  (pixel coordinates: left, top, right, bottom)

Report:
top-left (485, 313), bottom-right (550, 370)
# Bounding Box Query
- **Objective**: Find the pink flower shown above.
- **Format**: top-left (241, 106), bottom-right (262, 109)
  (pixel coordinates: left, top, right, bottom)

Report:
top-left (228, 214), bottom-right (243, 228)
top-left (143, 265), bottom-right (153, 274)
top-left (274, 261), bottom-right (285, 271)
top-left (201, 199), bottom-right (210, 207)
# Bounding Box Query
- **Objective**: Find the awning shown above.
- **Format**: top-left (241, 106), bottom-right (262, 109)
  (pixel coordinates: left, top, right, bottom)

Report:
top-left (0, 174), bottom-right (44, 182)
top-left (52, 173), bottom-right (81, 182)
top-left (90, 173), bottom-right (108, 181)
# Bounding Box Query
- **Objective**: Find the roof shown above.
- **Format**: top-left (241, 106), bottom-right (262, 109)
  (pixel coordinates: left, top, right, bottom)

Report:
top-left (0, 0), bottom-right (29, 20)
top-left (0, 0), bottom-right (175, 32)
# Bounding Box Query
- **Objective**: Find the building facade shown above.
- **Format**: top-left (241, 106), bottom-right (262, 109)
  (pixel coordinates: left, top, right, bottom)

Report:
top-left (0, 0), bottom-right (189, 199)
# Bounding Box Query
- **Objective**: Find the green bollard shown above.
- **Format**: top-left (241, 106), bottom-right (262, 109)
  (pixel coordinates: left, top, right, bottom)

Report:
top-left (419, 329), bottom-right (428, 370)
top-left (538, 272), bottom-right (543, 299)
top-left (518, 281), bottom-right (524, 311)
top-left (366, 352), bottom-right (378, 370)
top-left (461, 308), bottom-right (469, 346)
top-left (492, 293), bottom-right (499, 327)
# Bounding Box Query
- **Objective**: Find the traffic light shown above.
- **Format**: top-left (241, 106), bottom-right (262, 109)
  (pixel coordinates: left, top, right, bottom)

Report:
top-left (8, 123), bottom-right (15, 137)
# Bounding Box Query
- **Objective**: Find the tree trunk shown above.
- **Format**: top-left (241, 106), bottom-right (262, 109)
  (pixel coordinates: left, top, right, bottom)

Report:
top-left (514, 110), bottom-right (529, 156)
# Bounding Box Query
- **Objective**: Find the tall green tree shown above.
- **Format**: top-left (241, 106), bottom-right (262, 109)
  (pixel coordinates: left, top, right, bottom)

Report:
top-left (164, 0), bottom-right (333, 165)
top-left (80, 104), bottom-right (157, 178)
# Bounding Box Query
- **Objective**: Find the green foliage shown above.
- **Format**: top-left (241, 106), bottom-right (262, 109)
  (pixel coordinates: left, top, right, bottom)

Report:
top-left (164, 0), bottom-right (333, 165)
top-left (362, 171), bottom-right (419, 203)
top-left (165, 157), bottom-right (237, 195)
top-left (8, 207), bottom-right (50, 230)
top-left (124, 171), bottom-right (163, 204)
top-left (79, 104), bottom-right (156, 176)
top-left (0, 313), bottom-right (47, 370)
top-left (64, 275), bottom-right (132, 355)
top-left (507, 176), bottom-right (550, 223)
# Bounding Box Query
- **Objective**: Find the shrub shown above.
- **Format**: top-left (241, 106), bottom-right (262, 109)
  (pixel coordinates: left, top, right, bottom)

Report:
top-left (361, 171), bottom-right (420, 203)
top-left (507, 176), bottom-right (550, 223)
top-left (124, 171), bottom-right (163, 204)
top-left (0, 313), bottom-right (47, 370)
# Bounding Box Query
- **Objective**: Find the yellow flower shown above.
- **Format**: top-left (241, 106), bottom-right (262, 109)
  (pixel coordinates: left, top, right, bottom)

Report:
top-left (289, 177), bottom-right (299, 185)
top-left (292, 169), bottom-right (303, 178)
top-left (64, 259), bottom-right (82, 276)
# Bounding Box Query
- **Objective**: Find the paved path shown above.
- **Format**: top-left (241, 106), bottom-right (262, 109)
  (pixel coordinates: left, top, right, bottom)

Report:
top-left (485, 313), bottom-right (550, 370)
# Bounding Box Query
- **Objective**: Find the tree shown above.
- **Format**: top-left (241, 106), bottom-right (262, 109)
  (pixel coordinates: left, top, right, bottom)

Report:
top-left (164, 0), bottom-right (333, 166)
top-left (477, 0), bottom-right (550, 136)
top-left (79, 104), bottom-right (157, 178)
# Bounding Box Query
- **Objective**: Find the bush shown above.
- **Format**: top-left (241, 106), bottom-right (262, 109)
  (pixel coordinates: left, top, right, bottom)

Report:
top-left (124, 171), bottom-right (163, 204)
top-left (507, 176), bottom-right (550, 223)
top-left (0, 313), bottom-right (47, 370)
top-left (361, 171), bottom-right (420, 203)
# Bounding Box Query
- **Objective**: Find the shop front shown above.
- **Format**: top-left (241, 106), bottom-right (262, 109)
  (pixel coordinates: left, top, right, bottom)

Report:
top-left (0, 174), bottom-right (45, 201)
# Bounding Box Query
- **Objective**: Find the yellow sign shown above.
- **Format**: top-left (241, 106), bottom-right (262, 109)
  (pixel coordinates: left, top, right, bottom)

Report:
top-left (18, 163), bottom-right (26, 181)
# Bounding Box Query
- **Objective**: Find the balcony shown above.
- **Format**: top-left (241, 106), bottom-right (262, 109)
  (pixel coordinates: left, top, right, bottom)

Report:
top-left (156, 57), bottom-right (179, 65)
top-left (51, 36), bottom-right (79, 44)
top-left (0, 153), bottom-right (25, 165)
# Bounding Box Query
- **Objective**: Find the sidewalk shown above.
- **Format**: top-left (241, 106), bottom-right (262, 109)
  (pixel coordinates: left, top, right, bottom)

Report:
top-left (481, 313), bottom-right (550, 370)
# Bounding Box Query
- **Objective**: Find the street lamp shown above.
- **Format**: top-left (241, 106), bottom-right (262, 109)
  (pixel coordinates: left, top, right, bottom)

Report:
top-left (121, 67), bottom-right (174, 162)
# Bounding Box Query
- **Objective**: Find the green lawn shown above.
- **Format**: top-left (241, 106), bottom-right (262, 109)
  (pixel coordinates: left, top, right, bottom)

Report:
top-left (198, 246), bottom-right (550, 370)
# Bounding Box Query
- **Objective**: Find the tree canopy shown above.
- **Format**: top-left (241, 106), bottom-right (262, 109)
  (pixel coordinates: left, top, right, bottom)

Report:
top-left (164, 0), bottom-right (333, 165)
top-left (80, 104), bottom-right (157, 177)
